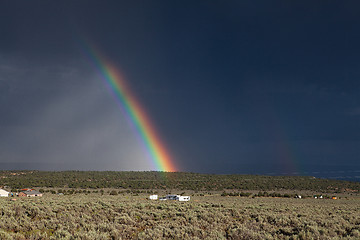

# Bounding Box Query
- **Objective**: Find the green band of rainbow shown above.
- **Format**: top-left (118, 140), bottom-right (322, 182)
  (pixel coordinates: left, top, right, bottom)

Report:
top-left (86, 46), bottom-right (177, 172)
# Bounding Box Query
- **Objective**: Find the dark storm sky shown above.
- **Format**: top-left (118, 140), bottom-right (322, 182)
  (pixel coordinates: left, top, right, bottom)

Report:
top-left (1, 1), bottom-right (359, 177)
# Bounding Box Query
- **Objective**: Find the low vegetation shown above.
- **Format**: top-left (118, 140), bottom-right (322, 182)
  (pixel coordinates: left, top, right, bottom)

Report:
top-left (1, 171), bottom-right (359, 193)
top-left (1, 171), bottom-right (359, 239)
top-left (0, 194), bottom-right (359, 239)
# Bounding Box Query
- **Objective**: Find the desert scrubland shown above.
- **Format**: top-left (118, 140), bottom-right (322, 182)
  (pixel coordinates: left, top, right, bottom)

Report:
top-left (0, 193), bottom-right (359, 239)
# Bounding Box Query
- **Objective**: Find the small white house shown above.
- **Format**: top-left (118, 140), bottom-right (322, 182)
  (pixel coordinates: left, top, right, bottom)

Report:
top-left (178, 196), bottom-right (190, 201)
top-left (0, 189), bottom-right (9, 197)
top-left (149, 195), bottom-right (158, 200)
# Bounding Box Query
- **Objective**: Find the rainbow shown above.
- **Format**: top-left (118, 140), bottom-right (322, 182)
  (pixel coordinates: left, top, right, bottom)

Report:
top-left (85, 46), bottom-right (177, 172)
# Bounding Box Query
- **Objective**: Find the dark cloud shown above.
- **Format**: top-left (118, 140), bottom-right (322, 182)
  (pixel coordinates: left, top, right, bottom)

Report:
top-left (0, 1), bottom-right (359, 175)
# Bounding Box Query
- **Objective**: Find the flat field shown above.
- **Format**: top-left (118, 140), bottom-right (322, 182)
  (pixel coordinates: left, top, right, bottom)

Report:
top-left (0, 194), bottom-right (359, 239)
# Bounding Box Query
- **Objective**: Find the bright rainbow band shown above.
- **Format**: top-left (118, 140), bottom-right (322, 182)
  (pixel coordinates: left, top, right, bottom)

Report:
top-left (86, 47), bottom-right (177, 172)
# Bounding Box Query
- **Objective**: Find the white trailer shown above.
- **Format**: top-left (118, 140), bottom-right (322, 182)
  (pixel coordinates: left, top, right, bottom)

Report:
top-left (158, 194), bottom-right (191, 201)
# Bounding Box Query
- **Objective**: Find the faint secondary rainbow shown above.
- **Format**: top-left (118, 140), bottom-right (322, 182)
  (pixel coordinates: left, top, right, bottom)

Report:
top-left (84, 46), bottom-right (177, 172)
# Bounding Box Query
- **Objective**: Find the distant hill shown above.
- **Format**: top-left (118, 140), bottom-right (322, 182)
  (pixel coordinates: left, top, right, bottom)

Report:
top-left (0, 171), bottom-right (359, 193)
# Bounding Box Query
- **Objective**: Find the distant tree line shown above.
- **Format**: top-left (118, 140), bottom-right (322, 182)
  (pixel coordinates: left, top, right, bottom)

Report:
top-left (0, 171), bottom-right (359, 192)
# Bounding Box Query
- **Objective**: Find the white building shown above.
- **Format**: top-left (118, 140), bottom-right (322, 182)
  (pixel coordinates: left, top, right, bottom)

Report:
top-left (149, 195), bottom-right (158, 200)
top-left (178, 196), bottom-right (190, 201)
top-left (166, 195), bottom-right (180, 200)
top-left (0, 189), bottom-right (9, 197)
top-left (159, 195), bottom-right (191, 201)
